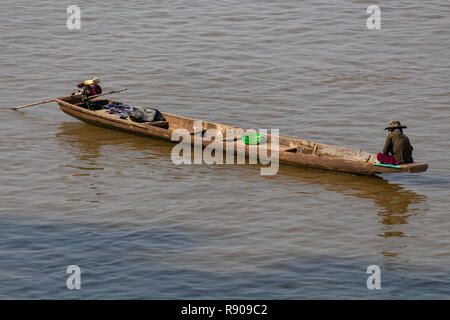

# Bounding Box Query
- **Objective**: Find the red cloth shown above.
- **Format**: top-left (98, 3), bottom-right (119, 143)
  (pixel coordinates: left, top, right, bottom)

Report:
top-left (377, 153), bottom-right (401, 165)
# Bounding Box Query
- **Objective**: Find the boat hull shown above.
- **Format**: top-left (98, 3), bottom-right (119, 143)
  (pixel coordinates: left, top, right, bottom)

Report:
top-left (56, 97), bottom-right (428, 176)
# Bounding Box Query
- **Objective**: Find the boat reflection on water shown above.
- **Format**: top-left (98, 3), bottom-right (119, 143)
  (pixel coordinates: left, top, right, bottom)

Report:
top-left (275, 165), bottom-right (428, 267)
top-left (56, 121), bottom-right (175, 162)
top-left (56, 121), bottom-right (428, 266)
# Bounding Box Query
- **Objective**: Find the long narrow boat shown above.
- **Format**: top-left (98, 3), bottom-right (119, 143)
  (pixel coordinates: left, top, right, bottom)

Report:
top-left (55, 94), bottom-right (428, 176)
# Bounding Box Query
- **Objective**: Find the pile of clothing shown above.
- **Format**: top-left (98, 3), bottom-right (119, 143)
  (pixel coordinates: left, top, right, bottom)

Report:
top-left (102, 102), bottom-right (135, 119)
top-left (102, 102), bottom-right (166, 123)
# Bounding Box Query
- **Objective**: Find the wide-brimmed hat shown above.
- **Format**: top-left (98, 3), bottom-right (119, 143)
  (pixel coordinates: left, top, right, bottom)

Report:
top-left (384, 120), bottom-right (407, 130)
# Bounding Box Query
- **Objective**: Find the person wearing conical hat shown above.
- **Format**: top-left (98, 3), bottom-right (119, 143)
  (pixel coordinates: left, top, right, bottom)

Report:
top-left (377, 121), bottom-right (414, 165)
top-left (377, 120), bottom-right (414, 165)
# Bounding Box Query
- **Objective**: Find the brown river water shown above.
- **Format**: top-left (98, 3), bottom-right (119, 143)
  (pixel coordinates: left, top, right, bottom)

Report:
top-left (0, 1), bottom-right (449, 299)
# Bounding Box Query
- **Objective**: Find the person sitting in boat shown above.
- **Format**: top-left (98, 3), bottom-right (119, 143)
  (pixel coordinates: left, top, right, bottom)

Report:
top-left (377, 120), bottom-right (414, 165)
top-left (77, 77), bottom-right (102, 100)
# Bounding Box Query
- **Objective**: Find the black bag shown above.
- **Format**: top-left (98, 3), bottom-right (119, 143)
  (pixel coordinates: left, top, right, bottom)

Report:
top-left (129, 107), bottom-right (165, 123)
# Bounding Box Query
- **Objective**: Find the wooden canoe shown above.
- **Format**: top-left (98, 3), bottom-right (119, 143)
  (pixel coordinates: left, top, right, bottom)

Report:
top-left (55, 95), bottom-right (428, 176)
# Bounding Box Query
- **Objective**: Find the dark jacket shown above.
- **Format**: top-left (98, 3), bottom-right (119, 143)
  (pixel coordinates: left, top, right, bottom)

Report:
top-left (383, 131), bottom-right (414, 164)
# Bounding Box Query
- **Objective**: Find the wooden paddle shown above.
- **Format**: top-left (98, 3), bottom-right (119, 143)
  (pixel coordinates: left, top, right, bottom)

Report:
top-left (11, 99), bottom-right (56, 110)
top-left (10, 88), bottom-right (127, 111)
